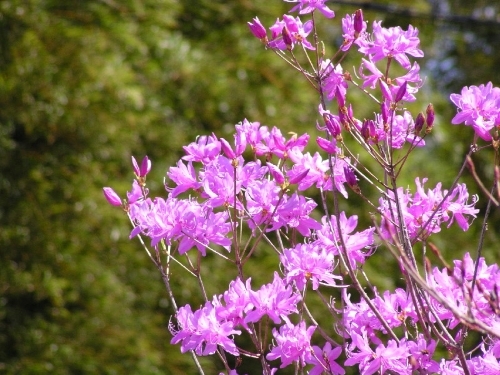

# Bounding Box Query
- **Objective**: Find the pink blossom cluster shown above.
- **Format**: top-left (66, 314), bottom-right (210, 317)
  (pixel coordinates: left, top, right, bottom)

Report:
top-left (342, 253), bottom-right (500, 374)
top-left (168, 252), bottom-right (500, 374)
top-left (103, 1), bottom-right (500, 374)
top-left (103, 128), bottom-right (491, 375)
top-left (378, 177), bottom-right (479, 242)
top-left (104, 121), bottom-right (358, 257)
top-left (169, 271), bottom-right (344, 374)
top-left (250, 6), bottom-right (429, 151)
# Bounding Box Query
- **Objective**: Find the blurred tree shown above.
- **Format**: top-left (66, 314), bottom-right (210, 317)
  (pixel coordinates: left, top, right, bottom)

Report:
top-left (0, 1), bottom-right (206, 373)
top-left (0, 0), bottom-right (499, 374)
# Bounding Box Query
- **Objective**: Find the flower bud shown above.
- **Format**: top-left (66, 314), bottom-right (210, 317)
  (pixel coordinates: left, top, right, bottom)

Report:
top-left (316, 136), bottom-right (337, 154)
top-left (354, 9), bottom-right (364, 35)
top-left (379, 80), bottom-right (392, 103)
top-left (381, 100), bottom-right (389, 125)
top-left (394, 81), bottom-right (407, 103)
top-left (132, 156), bottom-right (151, 178)
top-left (414, 112), bottom-right (425, 134)
top-left (323, 112), bottom-right (342, 139)
top-left (335, 87), bottom-right (346, 108)
top-left (220, 138), bottom-right (236, 159)
top-left (361, 119), bottom-right (375, 141)
top-left (103, 187), bottom-right (122, 206)
top-left (426, 103), bottom-right (435, 131)
top-left (288, 168), bottom-right (309, 185)
top-left (267, 162), bottom-right (285, 184)
top-left (248, 17), bottom-right (267, 42)
top-left (344, 166), bottom-right (360, 193)
top-left (339, 108), bottom-right (348, 129)
top-left (339, 104), bottom-right (354, 131)
top-left (344, 166), bottom-right (357, 186)
top-left (282, 26), bottom-right (293, 49)
top-left (319, 104), bottom-right (343, 139)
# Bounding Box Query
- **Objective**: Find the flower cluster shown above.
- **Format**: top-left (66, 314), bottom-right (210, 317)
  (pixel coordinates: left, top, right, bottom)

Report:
top-left (266, 321), bottom-right (316, 368)
top-left (342, 253), bottom-right (500, 374)
top-left (105, 120), bottom-right (357, 257)
top-left (166, 252), bottom-right (500, 373)
top-left (169, 273), bottom-right (303, 362)
top-left (378, 177), bottom-right (479, 242)
top-left (103, 1), bottom-right (500, 374)
top-left (280, 243), bottom-right (339, 290)
top-left (170, 302), bottom-right (241, 356)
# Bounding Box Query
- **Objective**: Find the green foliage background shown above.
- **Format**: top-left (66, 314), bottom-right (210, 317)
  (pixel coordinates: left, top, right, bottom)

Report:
top-left (1, 0), bottom-right (499, 373)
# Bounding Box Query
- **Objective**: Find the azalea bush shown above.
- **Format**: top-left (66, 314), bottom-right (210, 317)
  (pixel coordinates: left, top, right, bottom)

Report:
top-left (104, 1), bottom-right (500, 374)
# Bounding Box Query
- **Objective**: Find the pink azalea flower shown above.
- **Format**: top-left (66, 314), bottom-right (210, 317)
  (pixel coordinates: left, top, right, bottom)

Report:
top-left (266, 321), bottom-right (316, 368)
top-left (320, 60), bottom-right (348, 101)
top-left (392, 62), bottom-right (423, 102)
top-left (127, 179), bottom-right (143, 204)
top-left (450, 82), bottom-right (500, 141)
top-left (287, 150), bottom-right (330, 191)
top-left (358, 58), bottom-right (384, 89)
top-left (288, 149), bottom-right (352, 196)
top-left (128, 195), bottom-right (231, 254)
top-left (344, 331), bottom-right (375, 369)
top-left (170, 302), bottom-right (241, 356)
top-left (366, 340), bottom-right (410, 374)
top-left (426, 266), bottom-right (462, 326)
top-left (202, 161), bottom-right (243, 209)
top-left (245, 178), bottom-right (281, 229)
top-left (452, 252), bottom-right (498, 287)
top-left (358, 21), bottom-right (424, 69)
top-left (407, 335), bottom-right (439, 373)
top-left (240, 160), bottom-right (267, 188)
top-left (358, 58), bottom-right (422, 103)
top-left (341, 290), bottom-right (380, 338)
top-left (268, 15), bottom-right (315, 50)
top-left (378, 178), bottom-right (479, 241)
top-left (182, 133), bottom-right (221, 164)
top-left (442, 182), bottom-right (480, 231)
top-left (214, 277), bottom-right (254, 331)
top-left (255, 126), bottom-right (309, 159)
top-left (346, 333), bottom-right (411, 375)
top-left (468, 349), bottom-right (500, 374)
top-left (220, 129), bottom-right (247, 160)
top-left (177, 209), bottom-right (232, 255)
top-left (245, 272), bottom-right (301, 325)
top-left (128, 196), bottom-right (189, 245)
top-left (274, 193), bottom-right (322, 236)
top-left (373, 290), bottom-right (406, 329)
top-left (438, 359), bottom-right (465, 375)
top-left (315, 212), bottom-right (375, 269)
top-left (166, 160), bottom-right (201, 197)
top-left (235, 119), bottom-right (264, 152)
top-left (280, 242), bottom-right (340, 290)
